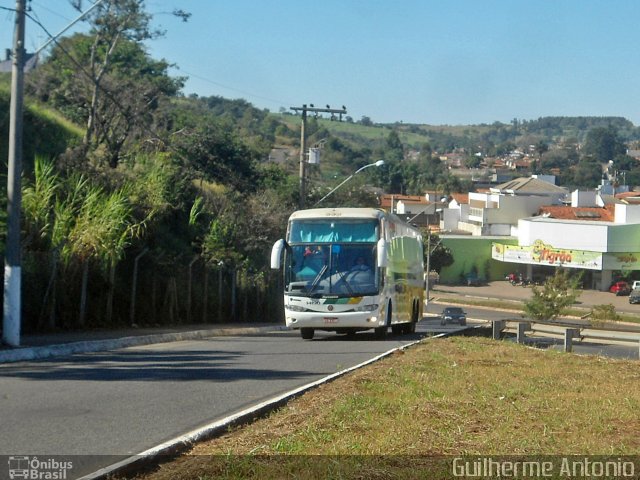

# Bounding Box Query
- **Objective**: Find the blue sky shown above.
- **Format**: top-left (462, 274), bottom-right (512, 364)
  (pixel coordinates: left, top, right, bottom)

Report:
top-left (2, 0), bottom-right (640, 125)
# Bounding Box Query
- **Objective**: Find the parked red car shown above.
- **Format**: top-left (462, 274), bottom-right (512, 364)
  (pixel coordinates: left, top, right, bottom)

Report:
top-left (609, 281), bottom-right (631, 296)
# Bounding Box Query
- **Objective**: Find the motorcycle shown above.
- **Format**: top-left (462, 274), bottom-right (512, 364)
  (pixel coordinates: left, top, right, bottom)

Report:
top-left (506, 273), bottom-right (533, 287)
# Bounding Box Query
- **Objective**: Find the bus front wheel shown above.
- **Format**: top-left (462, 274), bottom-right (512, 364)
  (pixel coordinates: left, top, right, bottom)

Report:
top-left (375, 303), bottom-right (392, 339)
top-left (300, 328), bottom-right (314, 340)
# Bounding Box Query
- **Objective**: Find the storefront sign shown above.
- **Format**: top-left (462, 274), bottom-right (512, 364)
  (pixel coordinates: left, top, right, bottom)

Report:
top-left (492, 240), bottom-right (602, 270)
top-left (603, 252), bottom-right (640, 270)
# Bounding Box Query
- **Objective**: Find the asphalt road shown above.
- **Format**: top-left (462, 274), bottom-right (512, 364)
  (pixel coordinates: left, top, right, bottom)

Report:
top-left (1, 327), bottom-right (439, 478)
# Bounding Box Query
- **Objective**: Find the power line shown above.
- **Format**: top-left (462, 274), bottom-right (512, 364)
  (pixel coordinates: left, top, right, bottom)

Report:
top-left (176, 66), bottom-right (292, 107)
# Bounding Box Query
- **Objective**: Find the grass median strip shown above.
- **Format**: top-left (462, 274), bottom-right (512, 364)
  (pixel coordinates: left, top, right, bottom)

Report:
top-left (130, 337), bottom-right (640, 479)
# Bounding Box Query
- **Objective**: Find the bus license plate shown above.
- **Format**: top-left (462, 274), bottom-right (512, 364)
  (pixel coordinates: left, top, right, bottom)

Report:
top-left (324, 317), bottom-right (338, 324)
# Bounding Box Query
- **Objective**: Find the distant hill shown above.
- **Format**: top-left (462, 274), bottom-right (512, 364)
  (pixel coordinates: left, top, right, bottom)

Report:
top-left (274, 112), bottom-right (640, 156)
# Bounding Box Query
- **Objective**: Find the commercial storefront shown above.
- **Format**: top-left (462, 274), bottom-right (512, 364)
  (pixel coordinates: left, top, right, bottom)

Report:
top-left (492, 207), bottom-right (640, 290)
top-left (439, 204), bottom-right (640, 290)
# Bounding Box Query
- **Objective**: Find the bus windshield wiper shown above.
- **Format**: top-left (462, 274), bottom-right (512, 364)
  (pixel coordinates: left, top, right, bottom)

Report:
top-left (336, 270), bottom-right (354, 295)
top-left (308, 264), bottom-right (328, 293)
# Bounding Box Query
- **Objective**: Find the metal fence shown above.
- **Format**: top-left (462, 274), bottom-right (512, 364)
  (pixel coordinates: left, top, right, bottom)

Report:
top-left (493, 319), bottom-right (640, 356)
top-left (22, 251), bottom-right (285, 333)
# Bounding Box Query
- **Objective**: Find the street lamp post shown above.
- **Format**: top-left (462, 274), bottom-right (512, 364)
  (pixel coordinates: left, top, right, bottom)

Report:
top-left (313, 160), bottom-right (384, 207)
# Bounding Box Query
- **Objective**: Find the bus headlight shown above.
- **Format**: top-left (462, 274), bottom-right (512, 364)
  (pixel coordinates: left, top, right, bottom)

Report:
top-left (287, 304), bottom-right (308, 312)
top-left (354, 304), bottom-right (378, 312)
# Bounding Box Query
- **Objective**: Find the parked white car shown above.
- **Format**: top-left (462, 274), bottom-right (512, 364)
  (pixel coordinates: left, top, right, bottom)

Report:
top-left (632, 281), bottom-right (640, 290)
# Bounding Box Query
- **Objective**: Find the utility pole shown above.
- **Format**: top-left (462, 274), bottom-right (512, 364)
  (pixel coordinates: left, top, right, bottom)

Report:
top-left (425, 229), bottom-right (431, 303)
top-left (424, 228), bottom-right (442, 305)
top-left (4, 0), bottom-right (26, 347)
top-left (290, 104), bottom-right (347, 209)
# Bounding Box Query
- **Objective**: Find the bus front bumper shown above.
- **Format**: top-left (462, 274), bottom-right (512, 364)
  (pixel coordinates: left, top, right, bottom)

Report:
top-left (284, 309), bottom-right (384, 330)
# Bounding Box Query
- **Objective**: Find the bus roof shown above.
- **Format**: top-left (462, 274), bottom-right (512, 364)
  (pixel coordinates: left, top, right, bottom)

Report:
top-left (288, 208), bottom-right (422, 238)
top-left (289, 208), bottom-right (385, 221)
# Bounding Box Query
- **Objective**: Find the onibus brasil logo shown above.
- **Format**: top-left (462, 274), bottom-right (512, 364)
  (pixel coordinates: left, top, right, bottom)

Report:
top-left (8, 456), bottom-right (73, 479)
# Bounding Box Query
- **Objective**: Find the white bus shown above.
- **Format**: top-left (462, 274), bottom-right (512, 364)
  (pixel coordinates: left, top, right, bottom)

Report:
top-left (270, 208), bottom-right (424, 339)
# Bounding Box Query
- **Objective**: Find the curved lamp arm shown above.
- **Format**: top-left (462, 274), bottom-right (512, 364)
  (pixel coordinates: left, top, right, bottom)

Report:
top-left (313, 160), bottom-right (384, 207)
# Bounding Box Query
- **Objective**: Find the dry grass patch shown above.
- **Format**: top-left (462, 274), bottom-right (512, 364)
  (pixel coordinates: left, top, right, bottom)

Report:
top-left (129, 337), bottom-right (640, 479)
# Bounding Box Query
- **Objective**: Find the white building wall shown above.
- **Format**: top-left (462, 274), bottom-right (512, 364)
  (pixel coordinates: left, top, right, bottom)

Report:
top-left (487, 224), bottom-right (512, 236)
top-left (614, 204), bottom-right (640, 224)
top-left (488, 195), bottom-right (549, 225)
top-left (571, 190), bottom-right (597, 207)
top-left (441, 208), bottom-right (461, 231)
top-left (518, 218), bottom-right (610, 252)
top-left (460, 203), bottom-right (470, 222)
top-left (457, 222), bottom-right (482, 235)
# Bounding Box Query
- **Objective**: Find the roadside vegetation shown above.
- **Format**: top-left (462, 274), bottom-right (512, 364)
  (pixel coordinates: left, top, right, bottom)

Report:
top-left (126, 336), bottom-right (640, 479)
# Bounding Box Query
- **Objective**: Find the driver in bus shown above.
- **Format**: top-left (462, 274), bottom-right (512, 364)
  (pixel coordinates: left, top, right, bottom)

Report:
top-left (350, 256), bottom-right (370, 272)
top-left (346, 256), bottom-right (374, 291)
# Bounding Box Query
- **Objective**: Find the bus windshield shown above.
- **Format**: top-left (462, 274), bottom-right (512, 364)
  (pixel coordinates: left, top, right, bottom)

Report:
top-left (285, 243), bottom-right (378, 297)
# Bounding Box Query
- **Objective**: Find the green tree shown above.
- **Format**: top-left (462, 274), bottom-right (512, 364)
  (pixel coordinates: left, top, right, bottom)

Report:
top-left (572, 160), bottom-right (603, 188)
top-left (28, 0), bottom-right (188, 167)
top-left (583, 126), bottom-right (626, 163)
top-left (610, 154), bottom-right (636, 173)
top-left (464, 154), bottom-right (481, 169)
top-left (169, 123), bottom-right (260, 190)
top-left (384, 130), bottom-right (404, 162)
top-left (425, 235), bottom-right (454, 273)
top-left (539, 148), bottom-right (579, 171)
top-left (523, 269), bottom-right (582, 321)
top-left (535, 140), bottom-right (549, 157)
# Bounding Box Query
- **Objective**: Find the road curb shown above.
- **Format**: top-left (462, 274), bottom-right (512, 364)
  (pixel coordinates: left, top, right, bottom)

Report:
top-left (0, 325), bottom-right (289, 364)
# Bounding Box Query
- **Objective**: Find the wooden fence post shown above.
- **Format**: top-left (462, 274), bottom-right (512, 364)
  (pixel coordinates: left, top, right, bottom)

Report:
top-left (231, 269), bottom-right (237, 321)
top-left (202, 268), bottom-right (209, 323)
top-left (187, 256), bottom-right (198, 324)
top-left (217, 267), bottom-right (222, 321)
top-left (129, 247), bottom-right (149, 326)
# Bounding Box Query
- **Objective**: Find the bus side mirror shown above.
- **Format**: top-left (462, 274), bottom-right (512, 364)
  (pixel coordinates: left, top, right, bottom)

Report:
top-left (377, 239), bottom-right (388, 268)
top-left (271, 239), bottom-right (286, 270)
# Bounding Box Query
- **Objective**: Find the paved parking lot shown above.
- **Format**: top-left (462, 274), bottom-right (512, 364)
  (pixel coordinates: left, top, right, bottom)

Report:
top-left (430, 280), bottom-right (640, 316)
